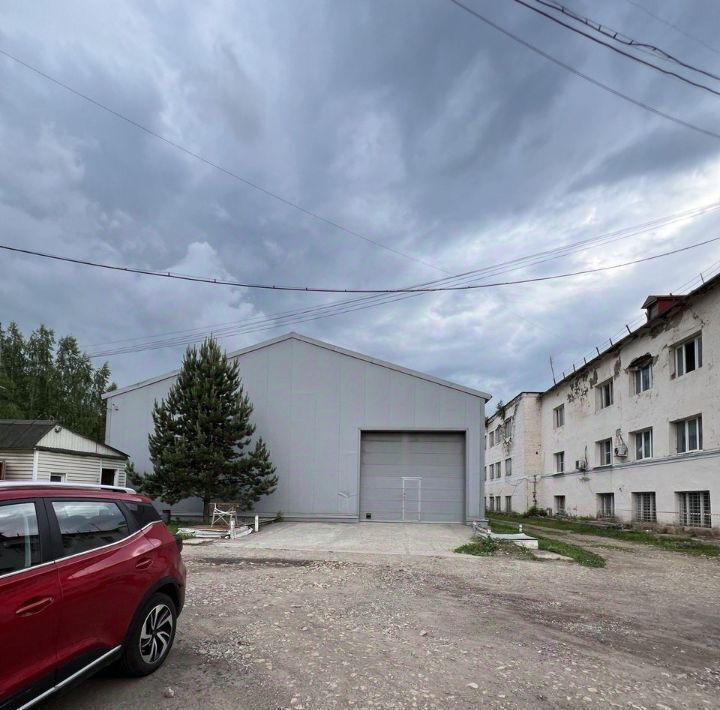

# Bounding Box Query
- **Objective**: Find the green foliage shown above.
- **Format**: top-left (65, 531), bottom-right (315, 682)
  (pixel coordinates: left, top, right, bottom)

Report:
top-left (489, 518), bottom-right (606, 568)
top-left (490, 513), bottom-right (720, 557)
top-left (135, 337), bottom-right (278, 519)
top-left (455, 538), bottom-right (498, 556)
top-left (537, 538), bottom-right (606, 568)
top-left (524, 505), bottom-right (548, 517)
top-left (0, 322), bottom-right (113, 440)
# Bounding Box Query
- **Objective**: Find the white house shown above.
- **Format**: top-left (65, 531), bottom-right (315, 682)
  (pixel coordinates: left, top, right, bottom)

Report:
top-left (0, 420), bottom-right (129, 486)
top-left (485, 273), bottom-right (720, 528)
top-left (103, 333), bottom-right (491, 523)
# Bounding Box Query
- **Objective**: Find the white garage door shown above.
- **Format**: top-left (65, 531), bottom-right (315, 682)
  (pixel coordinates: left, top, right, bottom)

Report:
top-left (359, 432), bottom-right (466, 523)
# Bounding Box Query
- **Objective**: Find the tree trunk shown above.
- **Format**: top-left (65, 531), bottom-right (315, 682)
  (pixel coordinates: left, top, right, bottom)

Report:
top-left (203, 498), bottom-right (211, 524)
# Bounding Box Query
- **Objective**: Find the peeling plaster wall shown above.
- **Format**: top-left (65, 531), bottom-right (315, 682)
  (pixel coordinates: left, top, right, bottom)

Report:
top-left (484, 393), bottom-right (543, 513)
top-left (537, 286), bottom-right (720, 525)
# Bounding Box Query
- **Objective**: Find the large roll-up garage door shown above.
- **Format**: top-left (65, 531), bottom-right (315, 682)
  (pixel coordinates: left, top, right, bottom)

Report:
top-left (359, 432), bottom-right (466, 523)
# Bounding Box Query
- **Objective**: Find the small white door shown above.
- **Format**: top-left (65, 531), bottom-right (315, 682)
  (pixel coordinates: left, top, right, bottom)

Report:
top-left (402, 477), bottom-right (421, 522)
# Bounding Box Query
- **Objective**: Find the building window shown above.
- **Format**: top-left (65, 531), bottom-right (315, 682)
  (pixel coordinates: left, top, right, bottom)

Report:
top-left (505, 458), bottom-right (512, 477)
top-left (598, 380), bottom-right (613, 409)
top-left (597, 493), bottom-right (615, 518)
top-left (554, 495), bottom-right (566, 515)
top-left (677, 491), bottom-right (711, 528)
top-left (675, 415), bottom-right (703, 453)
top-left (484, 466), bottom-right (487, 481)
top-left (505, 495), bottom-right (512, 513)
top-left (634, 429), bottom-right (653, 460)
top-left (597, 438), bottom-right (613, 466)
top-left (633, 492), bottom-right (657, 523)
top-left (50, 473), bottom-right (66, 483)
top-left (553, 404), bottom-right (565, 428)
top-left (504, 417), bottom-right (513, 438)
top-left (676, 334), bottom-right (702, 377)
top-left (554, 451), bottom-right (565, 474)
top-left (633, 364), bottom-right (652, 394)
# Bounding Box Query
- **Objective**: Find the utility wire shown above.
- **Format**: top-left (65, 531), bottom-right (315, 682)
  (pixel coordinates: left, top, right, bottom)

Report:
top-left (0, 47), bottom-right (445, 276)
top-left (528, 0), bottom-right (720, 83)
top-left (79, 235), bottom-right (720, 357)
top-left (84, 201), bottom-right (720, 355)
top-left (446, 0), bottom-right (720, 141)
top-left (3, 236), bottom-right (718, 294)
top-left (624, 0), bottom-right (720, 58)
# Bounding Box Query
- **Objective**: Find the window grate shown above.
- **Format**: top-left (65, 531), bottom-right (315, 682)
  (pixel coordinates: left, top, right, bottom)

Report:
top-left (633, 492), bottom-right (656, 523)
top-left (678, 491), bottom-right (711, 528)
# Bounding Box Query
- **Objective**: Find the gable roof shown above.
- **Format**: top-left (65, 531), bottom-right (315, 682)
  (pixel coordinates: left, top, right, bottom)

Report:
top-left (0, 420), bottom-right (56, 449)
top-left (104, 332), bottom-right (492, 401)
top-left (0, 420), bottom-right (128, 459)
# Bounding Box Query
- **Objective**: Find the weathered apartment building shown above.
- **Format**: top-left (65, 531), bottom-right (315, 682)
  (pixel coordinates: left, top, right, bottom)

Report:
top-left (484, 272), bottom-right (719, 528)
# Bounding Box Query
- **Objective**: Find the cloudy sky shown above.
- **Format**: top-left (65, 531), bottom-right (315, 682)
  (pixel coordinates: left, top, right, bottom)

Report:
top-left (2, 0), bottom-right (720, 405)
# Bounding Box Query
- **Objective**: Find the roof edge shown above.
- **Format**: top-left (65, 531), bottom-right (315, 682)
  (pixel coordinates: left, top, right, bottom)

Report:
top-left (104, 331), bottom-right (492, 401)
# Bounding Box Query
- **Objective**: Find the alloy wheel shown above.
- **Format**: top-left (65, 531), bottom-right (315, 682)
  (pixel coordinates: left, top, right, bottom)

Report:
top-left (139, 603), bottom-right (174, 664)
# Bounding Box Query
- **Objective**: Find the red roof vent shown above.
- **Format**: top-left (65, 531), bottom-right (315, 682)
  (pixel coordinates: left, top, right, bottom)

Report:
top-left (642, 295), bottom-right (683, 321)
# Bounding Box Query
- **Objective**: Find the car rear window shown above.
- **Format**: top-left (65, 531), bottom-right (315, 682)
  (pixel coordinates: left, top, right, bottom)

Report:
top-left (125, 502), bottom-right (162, 528)
top-left (0, 502), bottom-right (41, 576)
top-left (52, 500), bottom-right (130, 557)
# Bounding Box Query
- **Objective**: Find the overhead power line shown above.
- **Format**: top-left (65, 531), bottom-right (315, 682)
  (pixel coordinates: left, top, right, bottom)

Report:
top-left (624, 0), bottom-right (720, 58)
top-left (3, 236), bottom-right (718, 294)
top-left (515, 0), bottom-right (720, 92)
top-left (535, 0), bottom-right (720, 81)
top-left (0, 48), bottom-right (444, 276)
top-left (84, 201), bottom-right (720, 356)
top-left (446, 0), bottom-right (720, 141)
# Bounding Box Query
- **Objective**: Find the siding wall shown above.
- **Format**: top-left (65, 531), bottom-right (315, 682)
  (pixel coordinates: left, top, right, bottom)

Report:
top-left (36, 451), bottom-right (102, 483)
top-left (0, 450), bottom-right (35, 480)
top-left (38, 428), bottom-right (124, 458)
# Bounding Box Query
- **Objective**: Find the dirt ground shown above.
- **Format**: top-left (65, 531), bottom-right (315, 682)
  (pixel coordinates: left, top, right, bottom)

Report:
top-left (43, 528), bottom-right (720, 710)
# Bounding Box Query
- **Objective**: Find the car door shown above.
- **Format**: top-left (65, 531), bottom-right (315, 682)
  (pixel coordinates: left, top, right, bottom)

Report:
top-left (46, 497), bottom-right (157, 675)
top-left (0, 498), bottom-right (60, 705)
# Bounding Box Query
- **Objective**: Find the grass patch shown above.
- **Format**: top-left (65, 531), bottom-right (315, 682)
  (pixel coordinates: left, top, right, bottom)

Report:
top-left (488, 518), bottom-right (605, 568)
top-left (490, 513), bottom-right (720, 557)
top-left (537, 538), bottom-right (605, 567)
top-left (455, 537), bottom-right (498, 556)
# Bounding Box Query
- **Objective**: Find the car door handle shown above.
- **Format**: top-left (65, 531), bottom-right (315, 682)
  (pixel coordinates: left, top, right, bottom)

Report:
top-left (16, 596), bottom-right (55, 617)
top-left (135, 557), bottom-right (153, 570)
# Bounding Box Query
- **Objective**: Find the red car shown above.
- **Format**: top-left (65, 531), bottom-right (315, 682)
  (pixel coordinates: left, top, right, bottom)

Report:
top-left (0, 482), bottom-right (186, 709)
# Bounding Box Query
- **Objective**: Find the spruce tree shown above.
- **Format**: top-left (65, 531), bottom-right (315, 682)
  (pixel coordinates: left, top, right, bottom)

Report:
top-left (138, 337), bottom-right (277, 519)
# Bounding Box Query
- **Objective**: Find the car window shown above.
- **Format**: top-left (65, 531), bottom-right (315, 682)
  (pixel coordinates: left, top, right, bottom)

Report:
top-left (52, 500), bottom-right (130, 557)
top-left (125, 502), bottom-right (162, 528)
top-left (0, 502), bottom-right (41, 577)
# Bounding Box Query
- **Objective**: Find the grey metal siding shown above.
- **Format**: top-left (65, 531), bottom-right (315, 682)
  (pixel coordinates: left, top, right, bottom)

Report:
top-left (360, 432), bottom-right (466, 523)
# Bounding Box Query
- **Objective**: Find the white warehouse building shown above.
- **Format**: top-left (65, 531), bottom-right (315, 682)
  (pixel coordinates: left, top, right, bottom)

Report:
top-left (485, 272), bottom-right (720, 529)
top-left (104, 333), bottom-right (490, 523)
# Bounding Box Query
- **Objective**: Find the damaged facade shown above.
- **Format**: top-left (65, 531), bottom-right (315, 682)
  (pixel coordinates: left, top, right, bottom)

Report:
top-left (485, 273), bottom-right (720, 528)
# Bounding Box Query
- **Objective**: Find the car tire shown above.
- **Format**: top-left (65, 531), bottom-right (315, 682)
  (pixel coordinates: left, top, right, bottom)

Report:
top-left (117, 592), bottom-right (177, 677)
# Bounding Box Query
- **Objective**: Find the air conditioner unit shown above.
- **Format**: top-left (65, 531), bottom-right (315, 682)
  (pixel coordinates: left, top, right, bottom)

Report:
top-left (614, 444), bottom-right (628, 458)
top-left (576, 459), bottom-right (588, 471)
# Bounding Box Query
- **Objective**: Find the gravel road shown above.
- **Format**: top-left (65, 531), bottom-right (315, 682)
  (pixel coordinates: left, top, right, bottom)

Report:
top-left (43, 532), bottom-right (720, 709)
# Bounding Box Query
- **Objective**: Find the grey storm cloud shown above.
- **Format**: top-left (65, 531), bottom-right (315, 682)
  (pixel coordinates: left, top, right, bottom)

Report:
top-left (1, 0), bottom-right (720, 404)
